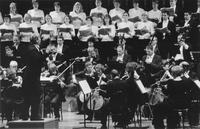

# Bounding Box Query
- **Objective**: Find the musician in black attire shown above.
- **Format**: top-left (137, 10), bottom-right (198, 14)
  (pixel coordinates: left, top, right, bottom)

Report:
top-left (21, 35), bottom-right (50, 120)
top-left (156, 11), bottom-right (177, 59)
top-left (152, 65), bottom-right (193, 129)
top-left (105, 69), bottom-right (129, 128)
top-left (142, 45), bottom-right (162, 85)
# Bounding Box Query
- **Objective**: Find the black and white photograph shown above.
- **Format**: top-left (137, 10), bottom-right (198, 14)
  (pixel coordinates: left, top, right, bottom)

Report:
top-left (0, 0), bottom-right (200, 128)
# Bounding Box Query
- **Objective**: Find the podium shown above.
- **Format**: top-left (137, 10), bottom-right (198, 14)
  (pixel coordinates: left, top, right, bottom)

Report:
top-left (7, 118), bottom-right (58, 129)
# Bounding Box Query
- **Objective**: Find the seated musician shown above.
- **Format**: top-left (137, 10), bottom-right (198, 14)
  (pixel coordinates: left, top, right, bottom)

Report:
top-left (19, 13), bottom-right (39, 43)
top-left (174, 34), bottom-right (191, 62)
top-left (2, 60), bottom-right (23, 122)
top-left (27, 0), bottom-right (45, 28)
top-left (152, 65), bottom-right (194, 129)
top-left (43, 63), bottom-right (66, 120)
top-left (111, 45), bottom-right (131, 75)
top-left (9, 2), bottom-right (23, 27)
top-left (0, 14), bottom-right (17, 42)
top-left (75, 61), bottom-right (98, 118)
top-left (142, 45), bottom-right (162, 85)
top-left (49, 2), bottom-right (66, 25)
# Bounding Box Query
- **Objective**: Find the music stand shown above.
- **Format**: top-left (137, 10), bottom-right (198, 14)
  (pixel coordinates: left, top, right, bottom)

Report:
top-left (74, 80), bottom-right (96, 129)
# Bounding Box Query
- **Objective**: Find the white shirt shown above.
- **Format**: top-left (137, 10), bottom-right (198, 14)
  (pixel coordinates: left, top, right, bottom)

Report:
top-left (9, 13), bottom-right (23, 27)
top-left (162, 19), bottom-right (169, 28)
top-left (19, 22), bottom-right (38, 42)
top-left (128, 7), bottom-right (145, 19)
top-left (148, 9), bottom-right (162, 22)
top-left (116, 53), bottom-right (124, 62)
top-left (136, 20), bottom-right (154, 39)
top-left (57, 43), bottom-right (63, 54)
top-left (90, 7), bottom-right (108, 17)
top-left (145, 54), bottom-right (155, 63)
top-left (0, 23), bottom-right (17, 41)
top-left (69, 11), bottom-right (86, 29)
top-left (40, 23), bottom-right (57, 40)
top-left (49, 11), bottom-right (66, 24)
top-left (197, 7), bottom-right (200, 13)
top-left (99, 24), bottom-right (116, 42)
top-left (117, 21), bottom-right (135, 38)
top-left (109, 8), bottom-right (125, 23)
top-left (59, 23), bottom-right (75, 40)
top-left (28, 9), bottom-right (45, 28)
top-left (78, 25), bottom-right (98, 42)
top-left (184, 19), bottom-right (190, 27)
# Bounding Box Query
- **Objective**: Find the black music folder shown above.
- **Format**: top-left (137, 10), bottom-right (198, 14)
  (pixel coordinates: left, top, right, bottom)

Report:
top-left (135, 29), bottom-right (149, 35)
top-left (79, 29), bottom-right (93, 37)
top-left (57, 27), bottom-right (72, 33)
top-left (31, 17), bottom-right (42, 22)
top-left (19, 27), bottom-right (34, 33)
top-left (98, 28), bottom-right (111, 35)
top-left (161, 8), bottom-right (175, 16)
top-left (0, 29), bottom-right (14, 41)
top-left (128, 16), bottom-right (141, 23)
top-left (91, 12), bottom-right (103, 18)
top-left (155, 27), bottom-right (169, 33)
top-left (10, 17), bottom-right (22, 23)
top-left (111, 15), bottom-right (121, 22)
top-left (40, 29), bottom-right (51, 35)
top-left (116, 27), bottom-right (130, 34)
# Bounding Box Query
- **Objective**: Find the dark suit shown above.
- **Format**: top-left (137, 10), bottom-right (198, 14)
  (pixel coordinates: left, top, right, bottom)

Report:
top-left (157, 20), bottom-right (177, 59)
top-left (142, 54), bottom-right (163, 85)
top-left (21, 44), bottom-right (47, 120)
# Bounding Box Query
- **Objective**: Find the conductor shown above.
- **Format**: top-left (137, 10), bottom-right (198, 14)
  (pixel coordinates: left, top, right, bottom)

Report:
top-left (21, 35), bottom-right (50, 120)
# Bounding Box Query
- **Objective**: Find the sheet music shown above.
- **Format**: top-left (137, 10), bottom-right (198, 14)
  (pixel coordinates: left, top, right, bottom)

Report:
top-left (194, 80), bottom-right (200, 89)
top-left (79, 80), bottom-right (92, 94)
top-left (135, 79), bottom-right (147, 94)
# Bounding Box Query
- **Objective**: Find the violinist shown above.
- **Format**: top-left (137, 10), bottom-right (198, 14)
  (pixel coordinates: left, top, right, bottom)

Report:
top-left (43, 63), bottom-right (66, 120)
top-left (152, 65), bottom-right (193, 129)
top-left (1, 61), bottom-right (23, 123)
top-left (111, 45), bottom-right (131, 76)
top-left (174, 34), bottom-right (191, 62)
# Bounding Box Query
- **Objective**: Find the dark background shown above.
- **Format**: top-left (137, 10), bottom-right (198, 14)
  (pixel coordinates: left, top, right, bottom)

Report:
top-left (0, 0), bottom-right (198, 16)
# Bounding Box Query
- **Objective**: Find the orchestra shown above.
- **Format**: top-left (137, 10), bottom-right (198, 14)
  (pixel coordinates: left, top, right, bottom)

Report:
top-left (0, 0), bottom-right (200, 129)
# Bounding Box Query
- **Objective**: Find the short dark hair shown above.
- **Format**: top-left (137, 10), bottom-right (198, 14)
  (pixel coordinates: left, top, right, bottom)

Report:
top-left (54, 1), bottom-right (60, 7)
top-left (87, 37), bottom-right (96, 43)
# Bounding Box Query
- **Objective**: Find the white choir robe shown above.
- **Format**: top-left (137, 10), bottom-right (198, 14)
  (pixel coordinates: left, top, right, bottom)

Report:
top-left (99, 25), bottom-right (116, 42)
top-left (0, 23), bottom-right (17, 41)
top-left (117, 21), bottom-right (135, 39)
top-left (19, 22), bottom-right (39, 42)
top-left (27, 9), bottom-right (45, 28)
top-left (109, 8), bottom-right (125, 23)
top-left (69, 11), bottom-right (86, 29)
top-left (148, 9), bottom-right (162, 22)
top-left (59, 24), bottom-right (75, 40)
top-left (90, 7), bottom-right (108, 17)
top-left (128, 7), bottom-right (145, 19)
top-left (9, 13), bottom-right (23, 27)
top-left (78, 25), bottom-right (98, 42)
top-left (40, 23), bottom-right (57, 40)
top-left (135, 20), bottom-right (155, 39)
top-left (49, 11), bottom-right (66, 24)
